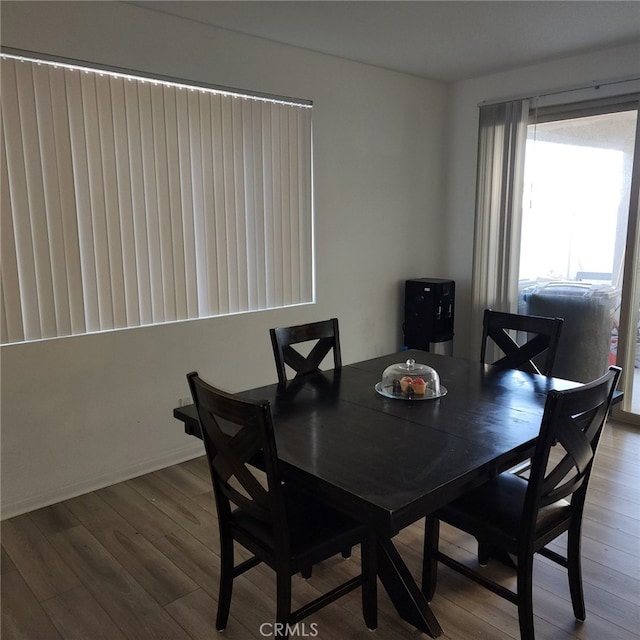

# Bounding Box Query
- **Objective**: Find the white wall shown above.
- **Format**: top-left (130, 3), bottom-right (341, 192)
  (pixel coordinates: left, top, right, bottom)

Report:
top-left (442, 41), bottom-right (640, 359)
top-left (0, 1), bottom-right (448, 517)
top-left (4, 2), bottom-right (637, 518)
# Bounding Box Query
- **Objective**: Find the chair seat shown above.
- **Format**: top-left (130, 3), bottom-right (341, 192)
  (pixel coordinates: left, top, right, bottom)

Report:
top-left (439, 473), bottom-right (570, 551)
top-left (231, 486), bottom-right (366, 568)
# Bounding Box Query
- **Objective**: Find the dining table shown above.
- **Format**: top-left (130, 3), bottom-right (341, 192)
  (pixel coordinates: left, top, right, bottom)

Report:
top-left (173, 349), bottom-right (585, 637)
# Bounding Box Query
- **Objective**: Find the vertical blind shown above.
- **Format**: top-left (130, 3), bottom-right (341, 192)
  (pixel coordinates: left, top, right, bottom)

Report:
top-left (1, 54), bottom-right (313, 344)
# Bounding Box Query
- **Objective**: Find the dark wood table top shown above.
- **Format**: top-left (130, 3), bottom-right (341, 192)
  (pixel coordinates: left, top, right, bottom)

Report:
top-left (175, 349), bottom-right (582, 537)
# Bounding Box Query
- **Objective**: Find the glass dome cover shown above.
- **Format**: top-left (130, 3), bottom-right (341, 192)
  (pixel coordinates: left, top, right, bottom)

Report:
top-left (375, 358), bottom-right (447, 400)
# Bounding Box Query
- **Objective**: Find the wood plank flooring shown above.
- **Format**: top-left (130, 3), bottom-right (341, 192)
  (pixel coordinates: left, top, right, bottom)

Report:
top-left (2, 419), bottom-right (639, 640)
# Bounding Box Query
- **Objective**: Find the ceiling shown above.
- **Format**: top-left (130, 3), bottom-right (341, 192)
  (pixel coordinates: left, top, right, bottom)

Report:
top-left (130, 1), bottom-right (640, 82)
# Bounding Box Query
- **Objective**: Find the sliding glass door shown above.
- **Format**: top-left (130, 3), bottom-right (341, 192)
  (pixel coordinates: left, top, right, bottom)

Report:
top-left (517, 96), bottom-right (640, 423)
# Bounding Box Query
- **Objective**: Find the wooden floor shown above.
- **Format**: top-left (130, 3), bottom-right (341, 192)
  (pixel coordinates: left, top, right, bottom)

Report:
top-left (2, 419), bottom-right (639, 640)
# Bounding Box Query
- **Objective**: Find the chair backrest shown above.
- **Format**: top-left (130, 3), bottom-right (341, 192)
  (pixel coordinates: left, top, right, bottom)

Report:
top-left (269, 318), bottom-right (342, 384)
top-left (522, 366), bottom-right (621, 538)
top-left (187, 372), bottom-right (288, 549)
top-left (481, 309), bottom-right (564, 376)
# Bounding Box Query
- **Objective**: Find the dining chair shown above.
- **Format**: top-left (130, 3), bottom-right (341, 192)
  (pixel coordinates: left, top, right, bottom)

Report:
top-left (269, 317), bottom-right (350, 565)
top-left (186, 371), bottom-right (377, 637)
top-left (421, 365), bottom-right (621, 640)
top-left (270, 318), bottom-right (342, 385)
top-left (481, 309), bottom-right (564, 376)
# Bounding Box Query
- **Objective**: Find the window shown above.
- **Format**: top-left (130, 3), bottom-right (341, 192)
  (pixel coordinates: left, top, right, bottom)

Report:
top-left (1, 52), bottom-right (313, 344)
top-left (519, 104), bottom-right (636, 288)
top-left (518, 98), bottom-right (640, 416)
top-left (472, 88), bottom-right (640, 422)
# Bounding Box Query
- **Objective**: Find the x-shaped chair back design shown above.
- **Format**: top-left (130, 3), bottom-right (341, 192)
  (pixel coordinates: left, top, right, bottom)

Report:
top-left (270, 318), bottom-right (342, 384)
top-left (481, 309), bottom-right (564, 376)
top-left (527, 366), bottom-right (619, 518)
top-left (187, 372), bottom-right (285, 537)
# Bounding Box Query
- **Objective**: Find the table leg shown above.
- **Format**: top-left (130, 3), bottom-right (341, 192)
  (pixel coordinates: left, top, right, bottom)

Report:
top-left (377, 537), bottom-right (443, 638)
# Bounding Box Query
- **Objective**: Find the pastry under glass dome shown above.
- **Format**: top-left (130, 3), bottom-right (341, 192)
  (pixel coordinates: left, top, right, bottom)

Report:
top-left (375, 358), bottom-right (447, 400)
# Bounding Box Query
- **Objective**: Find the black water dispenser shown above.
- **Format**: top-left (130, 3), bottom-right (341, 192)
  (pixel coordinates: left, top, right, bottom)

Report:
top-left (403, 278), bottom-right (455, 354)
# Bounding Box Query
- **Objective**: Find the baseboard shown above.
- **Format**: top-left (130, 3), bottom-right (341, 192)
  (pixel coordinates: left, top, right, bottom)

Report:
top-left (0, 441), bottom-right (205, 520)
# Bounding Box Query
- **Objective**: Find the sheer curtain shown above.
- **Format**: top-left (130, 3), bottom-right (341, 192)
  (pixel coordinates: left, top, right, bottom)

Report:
top-left (1, 54), bottom-right (313, 344)
top-left (470, 99), bottom-right (529, 355)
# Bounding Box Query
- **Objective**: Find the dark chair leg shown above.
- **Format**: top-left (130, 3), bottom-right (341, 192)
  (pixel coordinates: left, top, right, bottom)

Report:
top-left (216, 535), bottom-right (234, 630)
top-left (477, 540), bottom-right (491, 566)
top-left (421, 517), bottom-right (440, 602)
top-left (479, 540), bottom-right (517, 569)
top-left (516, 553), bottom-right (535, 640)
top-left (342, 546), bottom-right (352, 559)
top-left (275, 571), bottom-right (292, 639)
top-left (361, 533), bottom-right (378, 630)
top-left (300, 566), bottom-right (312, 579)
top-left (567, 522), bottom-right (586, 620)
